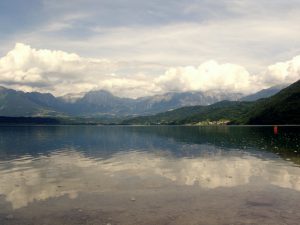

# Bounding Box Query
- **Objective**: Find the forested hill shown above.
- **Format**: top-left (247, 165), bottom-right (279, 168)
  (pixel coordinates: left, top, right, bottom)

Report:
top-left (122, 80), bottom-right (300, 125)
top-left (247, 79), bottom-right (300, 124)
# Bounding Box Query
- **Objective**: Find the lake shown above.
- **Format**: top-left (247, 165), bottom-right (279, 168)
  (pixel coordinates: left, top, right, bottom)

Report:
top-left (0, 125), bottom-right (300, 225)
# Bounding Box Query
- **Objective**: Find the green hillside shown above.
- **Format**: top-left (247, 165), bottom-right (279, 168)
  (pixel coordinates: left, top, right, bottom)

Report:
top-left (123, 101), bottom-right (254, 125)
top-left (0, 80), bottom-right (299, 125)
top-left (247, 80), bottom-right (300, 124)
top-left (123, 80), bottom-right (300, 125)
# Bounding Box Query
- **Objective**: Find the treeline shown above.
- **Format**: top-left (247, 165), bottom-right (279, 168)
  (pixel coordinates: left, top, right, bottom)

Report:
top-left (0, 117), bottom-right (61, 124)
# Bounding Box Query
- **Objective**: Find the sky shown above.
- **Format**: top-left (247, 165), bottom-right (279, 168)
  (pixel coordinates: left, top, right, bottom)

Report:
top-left (0, 0), bottom-right (300, 98)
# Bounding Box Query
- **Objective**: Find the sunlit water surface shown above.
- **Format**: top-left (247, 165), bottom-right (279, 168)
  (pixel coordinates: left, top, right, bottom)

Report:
top-left (0, 126), bottom-right (300, 225)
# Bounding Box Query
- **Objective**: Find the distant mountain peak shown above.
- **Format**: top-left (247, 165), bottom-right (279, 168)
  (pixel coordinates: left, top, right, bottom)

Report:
top-left (60, 92), bottom-right (86, 103)
top-left (0, 86), bottom-right (8, 91)
top-left (87, 89), bottom-right (114, 96)
top-left (240, 83), bottom-right (290, 101)
top-left (2, 84), bottom-right (291, 118)
top-left (123, 79), bottom-right (300, 125)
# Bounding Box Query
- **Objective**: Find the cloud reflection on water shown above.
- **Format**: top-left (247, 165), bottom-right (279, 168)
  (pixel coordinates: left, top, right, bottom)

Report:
top-left (1, 148), bottom-right (300, 210)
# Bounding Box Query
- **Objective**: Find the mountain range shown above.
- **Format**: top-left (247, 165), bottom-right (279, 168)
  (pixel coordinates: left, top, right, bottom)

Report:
top-left (0, 87), bottom-right (248, 117)
top-left (0, 83), bottom-right (292, 123)
top-left (123, 80), bottom-right (300, 125)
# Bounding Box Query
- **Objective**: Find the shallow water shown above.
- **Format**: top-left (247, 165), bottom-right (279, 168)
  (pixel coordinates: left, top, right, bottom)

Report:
top-left (0, 125), bottom-right (300, 225)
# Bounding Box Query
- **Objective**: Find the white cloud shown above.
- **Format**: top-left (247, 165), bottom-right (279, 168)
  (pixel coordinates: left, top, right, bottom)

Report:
top-left (262, 55), bottom-right (300, 86)
top-left (155, 61), bottom-right (257, 93)
top-left (0, 43), bottom-right (118, 94)
top-left (0, 43), bottom-right (299, 98)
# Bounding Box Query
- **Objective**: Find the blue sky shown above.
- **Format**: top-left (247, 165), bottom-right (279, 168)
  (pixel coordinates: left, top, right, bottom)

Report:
top-left (0, 0), bottom-right (300, 97)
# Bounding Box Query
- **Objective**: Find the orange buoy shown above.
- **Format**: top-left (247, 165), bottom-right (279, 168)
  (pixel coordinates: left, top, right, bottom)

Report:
top-left (274, 126), bottom-right (278, 135)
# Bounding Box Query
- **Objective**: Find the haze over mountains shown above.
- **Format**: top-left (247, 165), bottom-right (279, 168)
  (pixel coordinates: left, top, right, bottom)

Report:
top-left (123, 80), bottom-right (300, 125)
top-left (0, 86), bottom-right (243, 117)
top-left (0, 83), bottom-right (289, 118)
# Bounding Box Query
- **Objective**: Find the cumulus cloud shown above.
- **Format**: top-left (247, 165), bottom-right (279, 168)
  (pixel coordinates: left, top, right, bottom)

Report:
top-left (0, 43), bottom-right (104, 80)
top-left (0, 43), bottom-right (299, 98)
top-left (262, 55), bottom-right (300, 86)
top-left (155, 61), bottom-right (257, 93)
top-left (0, 43), bottom-right (122, 94)
top-left (154, 57), bottom-right (300, 94)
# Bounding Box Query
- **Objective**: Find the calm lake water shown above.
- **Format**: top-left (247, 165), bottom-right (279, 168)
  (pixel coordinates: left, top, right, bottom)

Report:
top-left (0, 125), bottom-right (300, 225)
